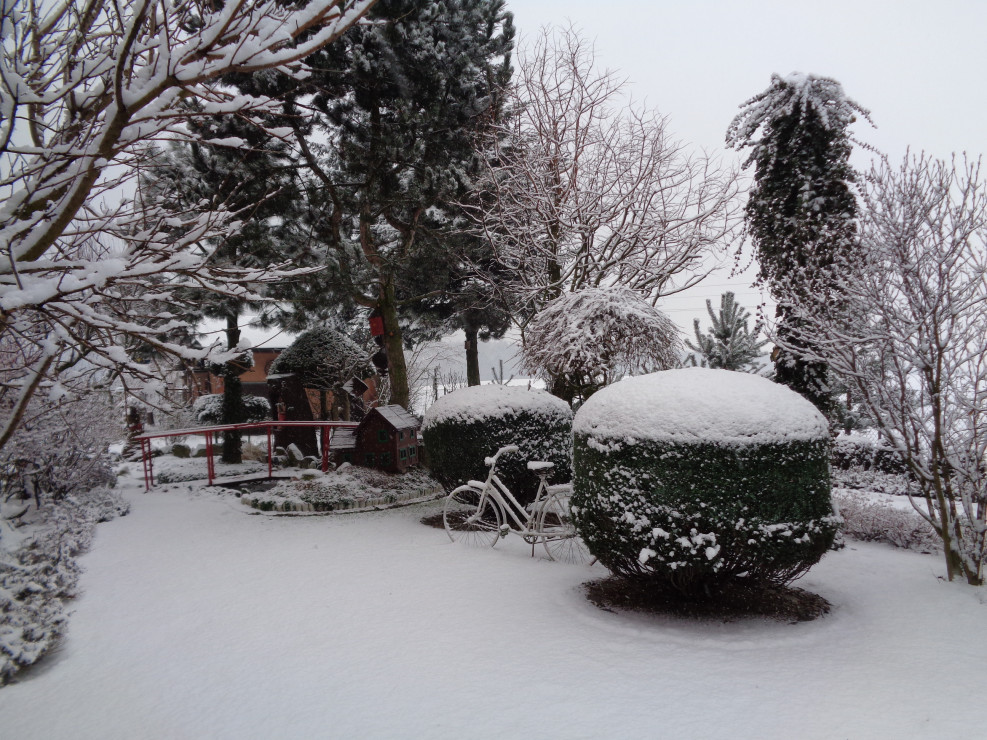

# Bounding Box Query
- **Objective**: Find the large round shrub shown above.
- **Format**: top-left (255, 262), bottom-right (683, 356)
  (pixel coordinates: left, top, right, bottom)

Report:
top-left (423, 384), bottom-right (573, 505)
top-left (572, 368), bottom-right (837, 594)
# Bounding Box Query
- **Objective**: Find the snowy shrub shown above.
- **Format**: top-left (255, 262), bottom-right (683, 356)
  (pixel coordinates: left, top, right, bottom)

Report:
top-left (1, 487), bottom-right (129, 684)
top-left (0, 393), bottom-right (120, 502)
top-left (831, 468), bottom-right (911, 497)
top-left (572, 368), bottom-right (837, 595)
top-left (521, 287), bottom-right (681, 405)
top-left (832, 490), bottom-right (939, 554)
top-left (422, 384), bottom-right (572, 505)
top-left (831, 435), bottom-right (907, 475)
top-left (193, 394), bottom-right (270, 425)
top-left (268, 326), bottom-right (371, 391)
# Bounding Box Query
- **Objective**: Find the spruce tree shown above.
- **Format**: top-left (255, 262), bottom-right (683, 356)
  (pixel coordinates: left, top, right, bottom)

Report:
top-left (685, 292), bottom-right (767, 372)
top-left (727, 74), bottom-right (868, 415)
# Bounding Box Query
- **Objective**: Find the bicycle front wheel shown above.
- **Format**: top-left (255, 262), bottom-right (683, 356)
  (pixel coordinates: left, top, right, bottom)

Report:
top-left (539, 493), bottom-right (592, 564)
top-left (444, 486), bottom-right (503, 547)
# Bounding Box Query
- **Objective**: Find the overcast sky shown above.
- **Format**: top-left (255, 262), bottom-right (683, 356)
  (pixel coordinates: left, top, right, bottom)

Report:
top-left (238, 1), bottom-right (987, 383)
top-left (509, 0), bottom-right (987, 329)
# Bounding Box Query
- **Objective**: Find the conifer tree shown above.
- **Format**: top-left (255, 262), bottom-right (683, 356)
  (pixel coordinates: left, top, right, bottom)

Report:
top-left (685, 292), bottom-right (767, 372)
top-left (152, 110), bottom-right (304, 462)
top-left (292, 0), bottom-right (515, 409)
top-left (727, 74), bottom-right (869, 415)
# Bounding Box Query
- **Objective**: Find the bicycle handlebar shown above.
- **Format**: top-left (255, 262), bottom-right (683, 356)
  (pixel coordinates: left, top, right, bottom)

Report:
top-left (484, 444), bottom-right (519, 467)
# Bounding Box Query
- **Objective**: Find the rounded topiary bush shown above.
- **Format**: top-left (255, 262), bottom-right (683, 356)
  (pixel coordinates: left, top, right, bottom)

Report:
top-left (423, 384), bottom-right (573, 506)
top-left (572, 368), bottom-right (837, 595)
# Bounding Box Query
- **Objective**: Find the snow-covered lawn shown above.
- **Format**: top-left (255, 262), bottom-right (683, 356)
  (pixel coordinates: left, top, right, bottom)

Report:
top-left (1, 474), bottom-right (985, 740)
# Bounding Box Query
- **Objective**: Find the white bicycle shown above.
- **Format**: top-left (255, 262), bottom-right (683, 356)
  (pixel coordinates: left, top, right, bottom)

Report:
top-left (442, 445), bottom-right (593, 564)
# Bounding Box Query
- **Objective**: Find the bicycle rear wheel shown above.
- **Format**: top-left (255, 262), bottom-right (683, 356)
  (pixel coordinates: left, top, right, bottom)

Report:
top-left (539, 493), bottom-right (592, 564)
top-left (444, 486), bottom-right (503, 547)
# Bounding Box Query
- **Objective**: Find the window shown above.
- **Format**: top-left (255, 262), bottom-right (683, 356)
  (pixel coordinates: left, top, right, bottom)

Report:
top-left (380, 453), bottom-right (391, 467)
top-left (377, 429), bottom-right (389, 443)
top-left (400, 448), bottom-right (407, 460)
top-left (398, 430), bottom-right (404, 440)
top-left (409, 446), bottom-right (417, 458)
top-left (364, 453), bottom-right (374, 466)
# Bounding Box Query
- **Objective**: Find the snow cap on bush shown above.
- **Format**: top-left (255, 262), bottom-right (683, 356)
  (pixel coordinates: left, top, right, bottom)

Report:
top-left (193, 394), bottom-right (270, 425)
top-left (424, 382), bottom-right (571, 429)
top-left (423, 384), bottom-right (573, 505)
top-left (574, 367), bottom-right (828, 446)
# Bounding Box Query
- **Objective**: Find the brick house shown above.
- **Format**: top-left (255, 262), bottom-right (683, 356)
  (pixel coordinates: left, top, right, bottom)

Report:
top-left (188, 347), bottom-right (376, 420)
top-left (332, 405), bottom-right (421, 473)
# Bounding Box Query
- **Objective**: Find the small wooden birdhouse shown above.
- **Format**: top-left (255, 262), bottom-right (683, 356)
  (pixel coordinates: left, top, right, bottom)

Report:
top-left (335, 405), bottom-right (421, 473)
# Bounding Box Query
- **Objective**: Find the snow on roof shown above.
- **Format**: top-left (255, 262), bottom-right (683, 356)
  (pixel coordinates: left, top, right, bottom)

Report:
top-left (573, 367), bottom-right (828, 445)
top-left (373, 405), bottom-right (420, 430)
top-left (423, 383), bottom-right (571, 429)
top-left (329, 428), bottom-right (357, 450)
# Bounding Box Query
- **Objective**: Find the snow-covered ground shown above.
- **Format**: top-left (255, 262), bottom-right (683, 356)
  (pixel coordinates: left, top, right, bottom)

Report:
top-left (1, 471), bottom-right (985, 740)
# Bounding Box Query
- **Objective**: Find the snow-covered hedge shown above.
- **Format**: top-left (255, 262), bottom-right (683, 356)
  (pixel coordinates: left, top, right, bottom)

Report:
top-left (832, 434), bottom-right (907, 474)
top-left (422, 384), bottom-right (573, 505)
top-left (193, 394), bottom-right (271, 425)
top-left (571, 368), bottom-right (838, 594)
top-left (1, 488), bottom-right (129, 684)
top-left (832, 489), bottom-right (939, 554)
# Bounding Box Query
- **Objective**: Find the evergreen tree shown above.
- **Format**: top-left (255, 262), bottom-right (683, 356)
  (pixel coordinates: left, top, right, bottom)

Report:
top-left (685, 292), bottom-right (767, 372)
top-left (727, 74), bottom-right (869, 415)
top-left (292, 0), bottom-right (515, 409)
top-left (152, 108), bottom-right (304, 463)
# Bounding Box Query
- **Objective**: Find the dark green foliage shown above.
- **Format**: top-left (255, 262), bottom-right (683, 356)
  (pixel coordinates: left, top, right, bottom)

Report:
top-left (572, 435), bottom-right (837, 595)
top-left (288, 0), bottom-right (516, 407)
top-left (727, 75), bottom-right (868, 416)
top-left (423, 402), bottom-right (571, 506)
top-left (831, 437), bottom-right (907, 475)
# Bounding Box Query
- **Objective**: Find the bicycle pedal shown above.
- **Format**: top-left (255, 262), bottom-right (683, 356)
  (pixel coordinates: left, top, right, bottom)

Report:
top-left (499, 525), bottom-right (510, 538)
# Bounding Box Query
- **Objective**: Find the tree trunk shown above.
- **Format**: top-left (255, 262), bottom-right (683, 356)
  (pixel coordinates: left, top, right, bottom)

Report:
top-left (465, 325), bottom-right (480, 386)
top-left (379, 279), bottom-right (410, 409)
top-left (221, 314), bottom-right (243, 464)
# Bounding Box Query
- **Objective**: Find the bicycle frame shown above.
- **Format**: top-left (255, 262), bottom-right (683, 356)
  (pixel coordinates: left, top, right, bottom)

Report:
top-left (466, 445), bottom-right (566, 541)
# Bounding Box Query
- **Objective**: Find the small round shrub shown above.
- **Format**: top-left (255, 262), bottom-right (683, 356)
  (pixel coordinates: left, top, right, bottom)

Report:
top-left (193, 394), bottom-right (270, 425)
top-left (422, 384), bottom-right (573, 505)
top-left (572, 368), bottom-right (837, 596)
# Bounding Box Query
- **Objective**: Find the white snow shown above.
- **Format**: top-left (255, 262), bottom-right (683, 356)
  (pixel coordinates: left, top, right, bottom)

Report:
top-left (0, 472), bottom-right (984, 739)
top-left (574, 367), bottom-right (829, 444)
top-left (422, 383), bottom-right (571, 428)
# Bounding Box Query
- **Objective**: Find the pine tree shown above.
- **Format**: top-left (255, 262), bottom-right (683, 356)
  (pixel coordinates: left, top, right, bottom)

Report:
top-left (291, 0), bottom-right (516, 409)
top-left (152, 108), bottom-right (304, 463)
top-left (685, 292), bottom-right (767, 372)
top-left (727, 74), bottom-right (869, 415)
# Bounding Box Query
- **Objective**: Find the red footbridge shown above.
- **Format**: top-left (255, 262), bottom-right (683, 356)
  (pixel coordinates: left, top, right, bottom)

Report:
top-left (134, 421), bottom-right (358, 490)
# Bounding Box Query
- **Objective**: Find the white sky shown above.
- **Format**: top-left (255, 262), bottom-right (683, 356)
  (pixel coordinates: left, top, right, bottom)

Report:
top-left (235, 1), bottom-right (987, 378)
top-left (510, 0), bottom-right (987, 329)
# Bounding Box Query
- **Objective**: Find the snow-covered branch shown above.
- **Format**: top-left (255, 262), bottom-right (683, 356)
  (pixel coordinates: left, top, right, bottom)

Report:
top-left (0, 0), bottom-right (375, 452)
top-left (466, 25), bottom-right (742, 327)
top-left (780, 152), bottom-right (987, 584)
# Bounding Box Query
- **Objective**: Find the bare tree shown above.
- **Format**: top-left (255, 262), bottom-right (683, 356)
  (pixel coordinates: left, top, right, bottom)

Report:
top-left (468, 25), bottom-right (742, 329)
top-left (784, 153), bottom-right (987, 584)
top-left (0, 0), bottom-right (376, 451)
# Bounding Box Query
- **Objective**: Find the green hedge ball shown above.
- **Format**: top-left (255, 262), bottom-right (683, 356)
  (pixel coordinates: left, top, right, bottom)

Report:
top-left (422, 384), bottom-right (572, 505)
top-left (571, 368), bottom-right (837, 593)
